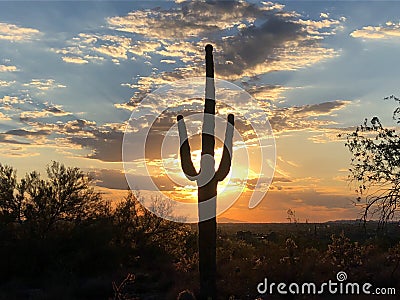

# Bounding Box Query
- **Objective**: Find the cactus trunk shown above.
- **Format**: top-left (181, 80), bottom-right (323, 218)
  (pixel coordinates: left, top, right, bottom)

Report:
top-left (177, 44), bottom-right (234, 300)
top-left (198, 44), bottom-right (217, 299)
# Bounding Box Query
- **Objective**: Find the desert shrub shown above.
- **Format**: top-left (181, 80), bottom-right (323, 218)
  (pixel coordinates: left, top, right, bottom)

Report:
top-left (326, 232), bottom-right (365, 272)
top-left (387, 241), bottom-right (400, 277)
top-left (280, 238), bottom-right (299, 266)
top-left (112, 191), bottom-right (192, 261)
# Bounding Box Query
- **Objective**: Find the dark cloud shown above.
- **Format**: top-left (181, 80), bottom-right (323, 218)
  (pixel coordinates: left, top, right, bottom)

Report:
top-left (93, 169), bottom-right (128, 190)
top-left (273, 176), bottom-right (292, 183)
top-left (12, 118), bottom-right (123, 162)
top-left (18, 101), bottom-right (72, 122)
top-left (71, 129), bottom-right (123, 162)
top-left (115, 90), bottom-right (148, 110)
top-left (216, 16), bottom-right (302, 77)
top-left (294, 100), bottom-right (348, 115)
top-left (95, 169), bottom-right (177, 191)
top-left (287, 189), bottom-right (353, 209)
top-left (63, 119), bottom-right (97, 134)
top-left (0, 135), bottom-right (29, 145)
top-left (244, 84), bottom-right (282, 95)
top-left (5, 129), bottom-right (50, 136)
top-left (5, 97), bottom-right (347, 162)
top-left (268, 100), bottom-right (349, 132)
top-left (92, 168), bottom-right (177, 192)
top-left (113, 1), bottom-right (340, 111)
top-left (45, 106), bottom-right (66, 114)
top-left (108, 1), bottom-right (266, 39)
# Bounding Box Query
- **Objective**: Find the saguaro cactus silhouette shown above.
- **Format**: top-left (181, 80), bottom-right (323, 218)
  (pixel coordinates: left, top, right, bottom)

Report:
top-left (177, 44), bottom-right (234, 299)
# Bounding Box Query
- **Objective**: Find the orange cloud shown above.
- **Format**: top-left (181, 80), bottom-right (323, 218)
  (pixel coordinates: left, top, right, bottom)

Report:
top-left (0, 22), bottom-right (42, 42)
top-left (0, 65), bottom-right (18, 72)
top-left (351, 22), bottom-right (400, 39)
top-left (61, 56), bottom-right (89, 64)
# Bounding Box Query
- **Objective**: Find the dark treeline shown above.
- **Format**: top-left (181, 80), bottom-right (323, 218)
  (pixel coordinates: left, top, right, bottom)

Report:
top-left (1, 162), bottom-right (400, 299)
top-left (0, 162), bottom-right (196, 299)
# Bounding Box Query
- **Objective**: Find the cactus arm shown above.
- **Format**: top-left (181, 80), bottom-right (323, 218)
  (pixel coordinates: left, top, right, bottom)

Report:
top-left (177, 115), bottom-right (198, 180)
top-left (215, 114), bottom-right (234, 182)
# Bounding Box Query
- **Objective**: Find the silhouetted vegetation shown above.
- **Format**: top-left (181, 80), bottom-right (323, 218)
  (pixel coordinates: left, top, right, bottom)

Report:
top-left (1, 162), bottom-right (400, 299)
top-left (178, 44), bottom-right (234, 299)
top-left (345, 95), bottom-right (400, 225)
top-left (0, 162), bottom-right (194, 299)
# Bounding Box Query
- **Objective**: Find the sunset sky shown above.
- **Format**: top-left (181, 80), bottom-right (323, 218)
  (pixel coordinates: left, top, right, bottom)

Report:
top-left (1, 1), bottom-right (400, 222)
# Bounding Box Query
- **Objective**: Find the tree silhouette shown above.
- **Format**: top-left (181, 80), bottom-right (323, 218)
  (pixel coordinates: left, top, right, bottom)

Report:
top-left (345, 95), bottom-right (400, 225)
top-left (0, 164), bottom-right (24, 224)
top-left (0, 161), bottom-right (203, 299)
top-left (0, 161), bottom-right (103, 237)
top-left (113, 190), bottom-right (189, 254)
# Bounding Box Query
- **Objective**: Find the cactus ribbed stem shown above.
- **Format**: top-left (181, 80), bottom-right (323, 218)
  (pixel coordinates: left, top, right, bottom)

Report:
top-left (177, 44), bottom-right (234, 300)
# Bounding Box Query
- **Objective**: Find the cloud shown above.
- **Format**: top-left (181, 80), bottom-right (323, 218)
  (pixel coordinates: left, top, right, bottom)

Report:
top-left (128, 41), bottom-right (161, 56)
top-left (272, 176), bottom-right (292, 183)
top-left (214, 14), bottom-right (341, 79)
top-left (23, 79), bottom-right (66, 91)
top-left (118, 73), bottom-right (280, 113)
top-left (215, 16), bottom-right (303, 77)
top-left (0, 95), bottom-right (25, 108)
top-left (0, 134), bottom-right (30, 145)
top-left (92, 168), bottom-right (178, 191)
top-left (95, 44), bottom-right (129, 60)
top-left (53, 45), bottom-right (105, 64)
top-left (160, 59), bottom-right (176, 64)
top-left (0, 65), bottom-right (18, 72)
top-left (293, 100), bottom-right (350, 116)
top-left (3, 116), bottom-right (124, 162)
top-left (0, 95), bottom-right (74, 124)
top-left (107, 1), bottom-right (266, 39)
top-left (0, 112), bottom-right (11, 121)
top-left (19, 103), bottom-right (72, 121)
top-left (351, 22), bottom-right (400, 39)
top-left (297, 18), bottom-right (341, 35)
top-left (63, 120), bottom-right (124, 162)
top-left (61, 56), bottom-right (89, 64)
top-left (0, 146), bottom-right (40, 158)
top-left (225, 187), bottom-right (357, 223)
top-left (110, 0), bottom-right (341, 102)
top-left (307, 129), bottom-right (347, 144)
top-left (0, 22), bottom-right (42, 42)
top-left (269, 100), bottom-right (350, 132)
top-left (70, 132), bottom-right (123, 162)
top-left (54, 1), bottom-right (340, 76)
top-left (92, 169), bottom-right (128, 190)
top-left (54, 33), bottom-right (161, 64)
top-left (320, 12), bottom-right (330, 19)
top-left (9, 96), bottom-right (346, 167)
top-left (0, 80), bottom-right (16, 87)
top-left (26, 106), bottom-right (250, 163)
top-left (5, 129), bottom-right (50, 136)
top-left (62, 119), bottom-right (97, 134)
